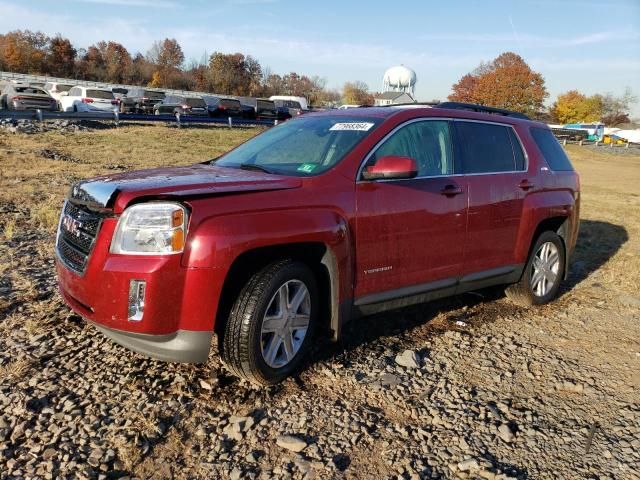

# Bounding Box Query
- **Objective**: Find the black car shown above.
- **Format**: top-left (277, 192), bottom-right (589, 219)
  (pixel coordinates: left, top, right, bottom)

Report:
top-left (204, 97), bottom-right (243, 118)
top-left (153, 96), bottom-right (208, 116)
top-left (120, 88), bottom-right (165, 114)
top-left (239, 98), bottom-right (292, 121)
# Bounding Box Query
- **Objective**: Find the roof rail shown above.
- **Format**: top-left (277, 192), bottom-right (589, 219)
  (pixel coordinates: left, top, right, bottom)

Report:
top-left (436, 102), bottom-right (529, 120)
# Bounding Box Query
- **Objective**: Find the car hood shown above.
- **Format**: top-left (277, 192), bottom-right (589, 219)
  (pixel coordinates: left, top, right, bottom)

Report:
top-left (69, 163), bottom-right (302, 212)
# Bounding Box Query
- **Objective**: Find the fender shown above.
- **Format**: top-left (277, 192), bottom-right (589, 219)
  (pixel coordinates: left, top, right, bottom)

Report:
top-left (514, 188), bottom-right (576, 266)
top-left (182, 207), bottom-right (354, 338)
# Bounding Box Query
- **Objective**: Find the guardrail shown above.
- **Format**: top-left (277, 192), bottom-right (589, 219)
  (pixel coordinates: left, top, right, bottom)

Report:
top-left (0, 109), bottom-right (278, 128)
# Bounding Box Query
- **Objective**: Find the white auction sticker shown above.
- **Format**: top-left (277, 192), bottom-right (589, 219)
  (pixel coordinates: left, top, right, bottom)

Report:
top-left (329, 122), bottom-right (375, 131)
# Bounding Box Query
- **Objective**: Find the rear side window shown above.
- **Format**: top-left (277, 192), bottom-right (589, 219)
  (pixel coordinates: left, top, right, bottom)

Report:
top-left (530, 127), bottom-right (574, 171)
top-left (456, 122), bottom-right (518, 173)
top-left (509, 129), bottom-right (526, 171)
top-left (186, 97), bottom-right (206, 108)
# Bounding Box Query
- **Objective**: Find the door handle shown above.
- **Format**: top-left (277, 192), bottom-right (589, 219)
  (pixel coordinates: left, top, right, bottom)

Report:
top-left (440, 184), bottom-right (463, 196)
top-left (518, 179), bottom-right (535, 191)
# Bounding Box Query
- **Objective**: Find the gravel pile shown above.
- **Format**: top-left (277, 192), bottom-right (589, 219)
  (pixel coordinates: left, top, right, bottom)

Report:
top-left (0, 118), bottom-right (90, 135)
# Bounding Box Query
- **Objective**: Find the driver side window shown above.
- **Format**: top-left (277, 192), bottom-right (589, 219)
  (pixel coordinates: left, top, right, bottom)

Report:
top-left (367, 120), bottom-right (454, 177)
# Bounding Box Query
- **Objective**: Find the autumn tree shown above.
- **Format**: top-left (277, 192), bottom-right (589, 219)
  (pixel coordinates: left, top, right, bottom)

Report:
top-left (449, 52), bottom-right (547, 117)
top-left (1, 30), bottom-right (48, 73)
top-left (102, 42), bottom-right (132, 83)
top-left (207, 52), bottom-right (262, 95)
top-left (147, 38), bottom-right (185, 88)
top-left (550, 90), bottom-right (603, 124)
top-left (597, 87), bottom-right (637, 126)
top-left (46, 35), bottom-right (76, 77)
top-left (343, 81), bottom-right (374, 105)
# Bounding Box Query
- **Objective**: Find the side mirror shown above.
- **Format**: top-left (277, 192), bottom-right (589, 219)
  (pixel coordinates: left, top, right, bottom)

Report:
top-left (362, 155), bottom-right (418, 181)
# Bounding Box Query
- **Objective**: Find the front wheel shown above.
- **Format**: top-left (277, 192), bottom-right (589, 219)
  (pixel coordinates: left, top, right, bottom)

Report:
top-left (220, 260), bottom-right (318, 385)
top-left (506, 231), bottom-right (565, 306)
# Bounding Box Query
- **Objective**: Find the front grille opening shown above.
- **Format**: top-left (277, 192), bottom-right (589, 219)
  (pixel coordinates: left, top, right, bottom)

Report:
top-left (56, 201), bottom-right (106, 275)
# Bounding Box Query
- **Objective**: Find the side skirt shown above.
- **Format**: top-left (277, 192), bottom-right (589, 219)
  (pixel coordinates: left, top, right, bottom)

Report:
top-left (351, 264), bottom-right (524, 318)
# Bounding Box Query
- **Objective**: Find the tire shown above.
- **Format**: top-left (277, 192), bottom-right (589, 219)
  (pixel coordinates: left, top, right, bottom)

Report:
top-left (220, 260), bottom-right (319, 385)
top-left (506, 231), bottom-right (565, 306)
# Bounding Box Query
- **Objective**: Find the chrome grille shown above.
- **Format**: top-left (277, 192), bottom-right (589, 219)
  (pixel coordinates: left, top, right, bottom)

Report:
top-left (56, 201), bottom-right (105, 274)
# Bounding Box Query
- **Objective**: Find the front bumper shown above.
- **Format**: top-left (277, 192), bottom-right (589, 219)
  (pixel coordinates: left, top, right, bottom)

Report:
top-left (91, 322), bottom-right (212, 363)
top-left (56, 215), bottom-right (222, 362)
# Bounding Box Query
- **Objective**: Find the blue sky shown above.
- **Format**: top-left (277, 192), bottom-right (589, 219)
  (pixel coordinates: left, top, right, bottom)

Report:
top-left (1, 0), bottom-right (639, 115)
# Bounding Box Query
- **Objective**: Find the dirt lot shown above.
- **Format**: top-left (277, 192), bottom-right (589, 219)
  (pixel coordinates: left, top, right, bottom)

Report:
top-left (0, 123), bottom-right (639, 480)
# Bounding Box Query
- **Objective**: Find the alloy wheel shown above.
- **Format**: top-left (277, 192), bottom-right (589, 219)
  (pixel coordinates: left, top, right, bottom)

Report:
top-left (530, 241), bottom-right (560, 297)
top-left (260, 279), bottom-right (311, 368)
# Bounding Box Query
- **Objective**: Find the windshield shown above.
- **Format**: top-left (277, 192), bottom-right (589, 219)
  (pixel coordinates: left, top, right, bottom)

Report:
top-left (214, 115), bottom-right (383, 176)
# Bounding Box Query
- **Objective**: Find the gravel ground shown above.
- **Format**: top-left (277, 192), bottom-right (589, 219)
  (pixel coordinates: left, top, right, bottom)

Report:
top-left (0, 130), bottom-right (639, 480)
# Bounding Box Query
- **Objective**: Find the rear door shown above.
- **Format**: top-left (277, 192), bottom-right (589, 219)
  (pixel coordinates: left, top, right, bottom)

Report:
top-left (453, 120), bottom-right (529, 274)
top-left (355, 119), bottom-right (467, 300)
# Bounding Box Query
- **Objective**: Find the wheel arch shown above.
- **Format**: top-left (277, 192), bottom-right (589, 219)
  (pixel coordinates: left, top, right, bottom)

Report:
top-left (214, 242), bottom-right (345, 343)
top-left (528, 216), bottom-right (571, 280)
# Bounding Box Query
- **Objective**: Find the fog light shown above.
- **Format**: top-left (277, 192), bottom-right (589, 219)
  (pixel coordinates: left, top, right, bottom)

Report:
top-left (128, 280), bottom-right (146, 321)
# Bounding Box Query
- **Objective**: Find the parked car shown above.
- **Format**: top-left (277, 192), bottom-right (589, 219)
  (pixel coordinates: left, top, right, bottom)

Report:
top-left (239, 98), bottom-right (292, 121)
top-left (55, 102), bottom-right (580, 386)
top-left (153, 95), bottom-right (208, 116)
top-left (59, 86), bottom-right (118, 112)
top-left (43, 82), bottom-right (75, 105)
top-left (271, 98), bottom-right (306, 117)
top-left (269, 95), bottom-right (308, 110)
top-left (204, 96), bottom-right (243, 118)
top-left (1, 84), bottom-right (57, 111)
top-left (119, 88), bottom-right (165, 114)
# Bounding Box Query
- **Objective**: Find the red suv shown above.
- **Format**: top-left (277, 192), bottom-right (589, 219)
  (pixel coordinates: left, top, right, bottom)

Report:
top-left (55, 102), bottom-right (580, 385)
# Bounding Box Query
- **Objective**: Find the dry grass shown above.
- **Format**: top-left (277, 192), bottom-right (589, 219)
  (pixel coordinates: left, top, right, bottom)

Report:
top-left (0, 124), bottom-right (261, 212)
top-left (0, 357), bottom-right (34, 381)
top-left (2, 217), bottom-right (16, 240)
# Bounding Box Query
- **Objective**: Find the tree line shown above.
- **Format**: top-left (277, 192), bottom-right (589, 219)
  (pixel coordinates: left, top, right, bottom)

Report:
top-left (0, 30), bottom-right (341, 104)
top-left (0, 31), bottom-right (635, 123)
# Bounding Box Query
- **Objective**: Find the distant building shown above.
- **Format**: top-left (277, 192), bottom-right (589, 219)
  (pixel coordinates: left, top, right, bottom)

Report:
top-left (374, 91), bottom-right (415, 106)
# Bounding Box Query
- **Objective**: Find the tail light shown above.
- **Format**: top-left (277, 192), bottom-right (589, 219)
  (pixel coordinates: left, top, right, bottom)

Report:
top-left (219, 105), bottom-right (226, 110)
top-left (81, 98), bottom-right (94, 103)
top-left (13, 96), bottom-right (25, 101)
top-left (112, 100), bottom-right (119, 105)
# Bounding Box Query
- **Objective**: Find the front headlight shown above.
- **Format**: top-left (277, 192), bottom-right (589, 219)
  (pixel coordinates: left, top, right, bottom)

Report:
top-left (110, 202), bottom-right (188, 255)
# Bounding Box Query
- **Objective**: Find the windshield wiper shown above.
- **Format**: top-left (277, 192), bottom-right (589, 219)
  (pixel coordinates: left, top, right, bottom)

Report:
top-left (238, 163), bottom-right (274, 174)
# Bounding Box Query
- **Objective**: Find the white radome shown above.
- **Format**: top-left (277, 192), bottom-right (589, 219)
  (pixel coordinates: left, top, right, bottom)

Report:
top-left (383, 65), bottom-right (417, 93)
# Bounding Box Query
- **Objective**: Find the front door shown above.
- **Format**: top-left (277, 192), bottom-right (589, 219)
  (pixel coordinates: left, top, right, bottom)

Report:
top-left (355, 119), bottom-right (467, 300)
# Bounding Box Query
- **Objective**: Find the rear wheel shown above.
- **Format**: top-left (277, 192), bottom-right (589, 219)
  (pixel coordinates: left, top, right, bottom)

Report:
top-left (220, 260), bottom-right (318, 385)
top-left (506, 231), bottom-right (565, 306)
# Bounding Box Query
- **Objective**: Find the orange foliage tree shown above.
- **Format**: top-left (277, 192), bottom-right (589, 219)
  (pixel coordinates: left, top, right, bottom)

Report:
top-left (449, 52), bottom-right (547, 117)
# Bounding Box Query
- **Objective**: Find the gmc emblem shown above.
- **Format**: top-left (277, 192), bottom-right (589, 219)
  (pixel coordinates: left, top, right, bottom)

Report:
top-left (62, 214), bottom-right (82, 237)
